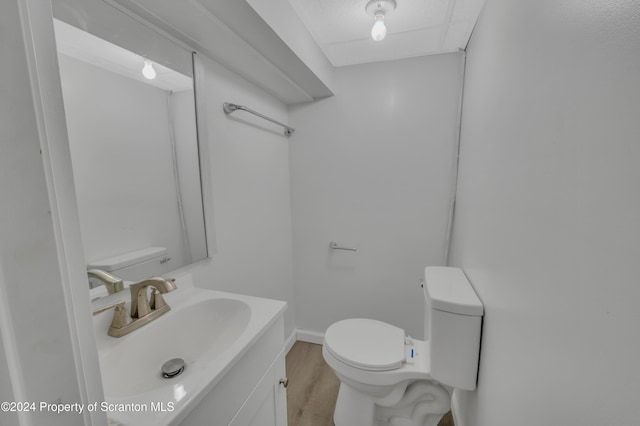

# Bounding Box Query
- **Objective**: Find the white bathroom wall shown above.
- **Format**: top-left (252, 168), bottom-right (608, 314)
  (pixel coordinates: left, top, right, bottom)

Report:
top-left (289, 53), bottom-right (463, 338)
top-left (181, 55), bottom-right (297, 337)
top-left (58, 54), bottom-right (187, 270)
top-left (449, 0), bottom-right (640, 424)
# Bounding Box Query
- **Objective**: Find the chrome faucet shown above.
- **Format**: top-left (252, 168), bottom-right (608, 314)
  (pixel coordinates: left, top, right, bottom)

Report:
top-left (88, 269), bottom-right (124, 294)
top-left (94, 277), bottom-right (177, 338)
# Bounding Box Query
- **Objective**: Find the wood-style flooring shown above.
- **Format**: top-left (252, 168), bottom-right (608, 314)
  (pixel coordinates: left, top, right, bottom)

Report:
top-left (285, 341), bottom-right (454, 426)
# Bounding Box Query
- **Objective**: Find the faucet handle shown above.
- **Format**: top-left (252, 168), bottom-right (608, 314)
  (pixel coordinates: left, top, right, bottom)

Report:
top-left (110, 303), bottom-right (133, 330)
top-left (93, 300), bottom-right (134, 337)
top-left (149, 288), bottom-right (167, 310)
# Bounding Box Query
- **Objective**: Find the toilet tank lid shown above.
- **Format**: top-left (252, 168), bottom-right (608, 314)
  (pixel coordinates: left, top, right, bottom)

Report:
top-left (87, 247), bottom-right (167, 272)
top-left (425, 267), bottom-right (483, 316)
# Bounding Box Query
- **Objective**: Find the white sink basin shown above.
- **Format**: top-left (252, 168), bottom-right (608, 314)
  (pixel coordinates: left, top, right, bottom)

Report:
top-left (92, 274), bottom-right (286, 426)
top-left (100, 298), bottom-right (250, 397)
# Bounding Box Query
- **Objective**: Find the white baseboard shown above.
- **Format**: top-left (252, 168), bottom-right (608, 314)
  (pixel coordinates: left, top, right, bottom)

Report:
top-left (285, 329), bottom-right (325, 354)
top-left (285, 329), bottom-right (325, 353)
top-left (285, 330), bottom-right (297, 354)
top-left (284, 328), bottom-right (325, 354)
top-left (295, 329), bottom-right (324, 345)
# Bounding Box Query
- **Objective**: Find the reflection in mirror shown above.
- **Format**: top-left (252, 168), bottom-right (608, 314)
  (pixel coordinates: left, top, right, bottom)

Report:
top-left (53, 19), bottom-right (208, 284)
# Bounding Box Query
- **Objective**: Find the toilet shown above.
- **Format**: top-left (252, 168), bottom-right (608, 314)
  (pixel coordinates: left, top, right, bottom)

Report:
top-left (322, 266), bottom-right (483, 426)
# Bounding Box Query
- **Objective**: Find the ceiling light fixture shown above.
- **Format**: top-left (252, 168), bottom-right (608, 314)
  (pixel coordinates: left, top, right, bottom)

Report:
top-left (142, 59), bottom-right (156, 80)
top-left (366, 0), bottom-right (396, 42)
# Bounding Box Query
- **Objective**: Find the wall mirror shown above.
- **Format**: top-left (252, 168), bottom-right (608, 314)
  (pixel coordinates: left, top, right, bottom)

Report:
top-left (52, 0), bottom-right (209, 284)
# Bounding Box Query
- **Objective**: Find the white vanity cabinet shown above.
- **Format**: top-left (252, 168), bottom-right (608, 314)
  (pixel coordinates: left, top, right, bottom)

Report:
top-left (228, 348), bottom-right (287, 426)
top-left (179, 316), bottom-right (288, 426)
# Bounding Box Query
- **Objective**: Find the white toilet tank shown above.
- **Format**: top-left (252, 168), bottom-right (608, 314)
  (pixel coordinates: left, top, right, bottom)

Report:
top-left (424, 266), bottom-right (483, 391)
top-left (87, 247), bottom-right (172, 281)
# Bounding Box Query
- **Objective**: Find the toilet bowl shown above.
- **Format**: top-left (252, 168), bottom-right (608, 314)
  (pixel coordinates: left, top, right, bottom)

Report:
top-left (322, 267), bottom-right (484, 426)
top-left (323, 319), bottom-right (450, 426)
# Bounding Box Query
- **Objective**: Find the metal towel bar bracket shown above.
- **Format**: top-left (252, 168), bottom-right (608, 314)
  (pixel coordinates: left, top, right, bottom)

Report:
top-left (329, 241), bottom-right (357, 252)
top-left (223, 102), bottom-right (295, 137)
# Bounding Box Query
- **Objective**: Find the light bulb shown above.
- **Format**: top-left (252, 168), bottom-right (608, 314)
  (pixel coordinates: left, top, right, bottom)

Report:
top-left (142, 60), bottom-right (156, 80)
top-left (371, 14), bottom-right (387, 41)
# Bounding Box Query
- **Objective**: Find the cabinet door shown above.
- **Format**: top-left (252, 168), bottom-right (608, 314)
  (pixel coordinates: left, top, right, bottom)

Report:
top-left (229, 349), bottom-right (288, 426)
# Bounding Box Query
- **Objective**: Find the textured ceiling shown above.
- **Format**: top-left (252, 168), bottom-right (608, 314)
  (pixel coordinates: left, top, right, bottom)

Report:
top-left (286, 0), bottom-right (485, 66)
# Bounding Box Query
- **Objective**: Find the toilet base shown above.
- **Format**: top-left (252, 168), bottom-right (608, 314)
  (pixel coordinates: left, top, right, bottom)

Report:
top-left (334, 383), bottom-right (376, 426)
top-left (377, 381), bottom-right (451, 426)
top-left (333, 380), bottom-right (451, 426)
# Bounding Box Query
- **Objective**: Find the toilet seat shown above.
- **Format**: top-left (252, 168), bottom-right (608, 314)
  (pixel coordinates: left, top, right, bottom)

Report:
top-left (324, 319), bottom-right (406, 371)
